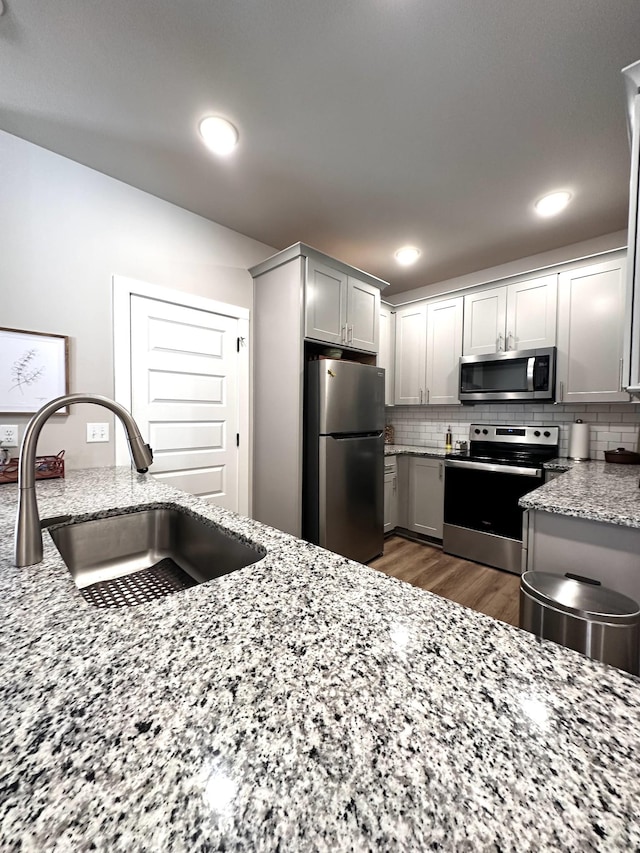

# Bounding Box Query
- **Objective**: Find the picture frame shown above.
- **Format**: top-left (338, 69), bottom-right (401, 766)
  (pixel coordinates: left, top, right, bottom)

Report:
top-left (0, 327), bottom-right (70, 414)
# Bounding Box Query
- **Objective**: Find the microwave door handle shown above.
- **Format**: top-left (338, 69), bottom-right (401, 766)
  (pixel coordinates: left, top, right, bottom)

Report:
top-left (527, 356), bottom-right (535, 392)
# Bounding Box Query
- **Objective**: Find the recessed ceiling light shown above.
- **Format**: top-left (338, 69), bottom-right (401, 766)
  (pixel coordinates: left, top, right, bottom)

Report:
top-left (199, 116), bottom-right (239, 156)
top-left (534, 191), bottom-right (572, 218)
top-left (395, 246), bottom-right (421, 266)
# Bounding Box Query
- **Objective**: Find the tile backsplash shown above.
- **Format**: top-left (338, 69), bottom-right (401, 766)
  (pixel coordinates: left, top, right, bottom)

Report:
top-left (386, 403), bottom-right (640, 460)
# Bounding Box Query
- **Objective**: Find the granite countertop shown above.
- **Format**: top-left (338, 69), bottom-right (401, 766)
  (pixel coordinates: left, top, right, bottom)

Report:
top-left (2, 468), bottom-right (640, 850)
top-left (542, 457), bottom-right (574, 471)
top-left (384, 444), bottom-right (453, 457)
top-left (520, 460), bottom-right (640, 528)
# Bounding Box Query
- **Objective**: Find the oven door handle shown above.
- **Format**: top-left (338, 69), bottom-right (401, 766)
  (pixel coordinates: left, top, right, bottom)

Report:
top-left (445, 459), bottom-right (543, 478)
top-left (527, 356), bottom-right (535, 392)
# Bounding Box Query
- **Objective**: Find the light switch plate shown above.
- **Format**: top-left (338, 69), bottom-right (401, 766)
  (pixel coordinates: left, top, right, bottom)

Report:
top-left (87, 422), bottom-right (109, 443)
top-left (0, 425), bottom-right (19, 447)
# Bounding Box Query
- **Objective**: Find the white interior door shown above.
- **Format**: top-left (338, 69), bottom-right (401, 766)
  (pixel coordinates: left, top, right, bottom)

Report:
top-left (130, 295), bottom-right (240, 510)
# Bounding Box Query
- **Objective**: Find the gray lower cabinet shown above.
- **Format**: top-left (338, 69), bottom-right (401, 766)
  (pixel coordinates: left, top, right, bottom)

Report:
top-left (523, 509), bottom-right (640, 605)
top-left (407, 457), bottom-right (444, 539)
top-left (384, 456), bottom-right (398, 533)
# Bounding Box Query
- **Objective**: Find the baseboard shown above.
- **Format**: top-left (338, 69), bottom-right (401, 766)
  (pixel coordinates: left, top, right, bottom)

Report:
top-left (389, 527), bottom-right (443, 549)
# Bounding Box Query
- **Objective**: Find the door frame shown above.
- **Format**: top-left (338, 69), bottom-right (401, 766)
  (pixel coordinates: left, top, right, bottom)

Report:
top-left (112, 275), bottom-right (250, 516)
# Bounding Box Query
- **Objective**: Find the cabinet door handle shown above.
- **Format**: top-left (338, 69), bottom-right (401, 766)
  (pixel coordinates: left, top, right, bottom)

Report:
top-left (393, 476), bottom-right (397, 494)
top-left (619, 357), bottom-right (625, 392)
top-left (439, 463), bottom-right (443, 480)
top-left (425, 388), bottom-right (430, 404)
top-left (507, 331), bottom-right (513, 351)
top-left (497, 332), bottom-right (504, 352)
top-left (349, 324), bottom-right (354, 343)
top-left (419, 389), bottom-right (423, 404)
top-left (341, 325), bottom-right (347, 344)
top-left (559, 381), bottom-right (564, 402)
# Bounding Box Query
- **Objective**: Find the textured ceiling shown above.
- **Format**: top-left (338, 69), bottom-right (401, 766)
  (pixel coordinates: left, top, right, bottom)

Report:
top-left (0, 0), bottom-right (639, 295)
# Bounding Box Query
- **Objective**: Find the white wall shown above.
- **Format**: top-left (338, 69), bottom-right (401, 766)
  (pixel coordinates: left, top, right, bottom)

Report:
top-left (0, 130), bottom-right (275, 468)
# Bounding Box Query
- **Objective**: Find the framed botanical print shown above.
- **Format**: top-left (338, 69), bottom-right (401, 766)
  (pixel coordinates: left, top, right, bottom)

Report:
top-left (0, 327), bottom-right (70, 413)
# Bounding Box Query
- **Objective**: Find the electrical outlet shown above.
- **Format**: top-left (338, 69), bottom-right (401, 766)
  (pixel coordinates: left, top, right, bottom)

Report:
top-left (0, 425), bottom-right (19, 447)
top-left (86, 422), bottom-right (110, 443)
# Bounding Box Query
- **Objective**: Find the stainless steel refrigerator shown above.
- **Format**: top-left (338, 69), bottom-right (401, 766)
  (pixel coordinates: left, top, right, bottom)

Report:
top-left (303, 358), bottom-right (385, 563)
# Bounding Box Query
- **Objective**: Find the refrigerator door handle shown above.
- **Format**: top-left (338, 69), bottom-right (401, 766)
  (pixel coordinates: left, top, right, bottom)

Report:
top-left (330, 431), bottom-right (383, 440)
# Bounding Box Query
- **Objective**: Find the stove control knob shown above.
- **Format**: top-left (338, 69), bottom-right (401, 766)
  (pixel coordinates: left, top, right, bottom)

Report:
top-left (544, 430), bottom-right (551, 438)
top-left (534, 430), bottom-right (541, 437)
top-left (474, 428), bottom-right (481, 434)
top-left (482, 429), bottom-right (488, 435)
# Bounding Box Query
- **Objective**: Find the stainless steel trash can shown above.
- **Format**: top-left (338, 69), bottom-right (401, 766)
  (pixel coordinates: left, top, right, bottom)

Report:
top-left (520, 571), bottom-right (640, 675)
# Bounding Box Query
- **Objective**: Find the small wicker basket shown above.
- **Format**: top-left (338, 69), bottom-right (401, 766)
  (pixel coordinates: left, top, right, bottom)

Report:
top-left (0, 450), bottom-right (65, 484)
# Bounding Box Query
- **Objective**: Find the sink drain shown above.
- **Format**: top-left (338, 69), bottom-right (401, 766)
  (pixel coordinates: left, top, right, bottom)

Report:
top-left (80, 558), bottom-right (198, 607)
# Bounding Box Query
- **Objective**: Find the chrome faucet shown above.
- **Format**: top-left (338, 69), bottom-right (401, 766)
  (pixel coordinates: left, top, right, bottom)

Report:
top-left (14, 393), bottom-right (153, 567)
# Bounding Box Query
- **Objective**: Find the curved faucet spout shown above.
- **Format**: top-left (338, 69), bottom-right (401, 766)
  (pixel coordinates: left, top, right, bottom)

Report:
top-left (14, 393), bottom-right (153, 567)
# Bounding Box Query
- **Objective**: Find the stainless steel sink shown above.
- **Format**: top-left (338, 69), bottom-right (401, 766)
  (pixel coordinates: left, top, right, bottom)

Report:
top-left (49, 506), bottom-right (265, 607)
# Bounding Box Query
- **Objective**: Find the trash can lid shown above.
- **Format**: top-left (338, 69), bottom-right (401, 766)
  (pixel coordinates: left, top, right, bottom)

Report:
top-left (521, 571), bottom-right (640, 624)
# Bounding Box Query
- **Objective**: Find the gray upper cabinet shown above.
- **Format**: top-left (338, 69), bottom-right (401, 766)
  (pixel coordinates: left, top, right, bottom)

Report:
top-left (379, 304), bottom-right (396, 405)
top-left (463, 286), bottom-right (507, 355)
top-left (394, 296), bottom-right (463, 405)
top-left (556, 257), bottom-right (628, 403)
top-left (394, 303), bottom-right (427, 404)
top-left (463, 275), bottom-right (557, 355)
top-left (505, 275), bottom-right (557, 350)
top-left (305, 259), bottom-right (380, 353)
top-left (347, 276), bottom-right (379, 351)
top-left (426, 297), bottom-right (463, 405)
top-left (304, 260), bottom-right (348, 346)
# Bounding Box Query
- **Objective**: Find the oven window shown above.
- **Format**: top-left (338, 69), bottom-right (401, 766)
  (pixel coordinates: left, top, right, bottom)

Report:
top-left (444, 466), bottom-right (539, 540)
top-left (460, 358), bottom-right (529, 393)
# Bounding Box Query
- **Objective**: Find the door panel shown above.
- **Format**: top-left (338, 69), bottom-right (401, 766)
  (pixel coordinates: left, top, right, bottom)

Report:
top-left (153, 467), bottom-right (225, 500)
top-left (305, 260), bottom-right (347, 344)
top-left (506, 274), bottom-right (557, 350)
top-left (149, 421), bottom-right (225, 451)
top-left (379, 306), bottom-right (395, 405)
top-left (394, 304), bottom-right (427, 404)
top-left (463, 287), bottom-right (506, 355)
top-left (311, 359), bottom-right (384, 434)
top-left (556, 259), bottom-right (627, 403)
top-left (130, 295), bottom-right (239, 510)
top-left (319, 434), bottom-right (384, 563)
top-left (148, 371), bottom-right (225, 404)
top-left (408, 457), bottom-right (444, 538)
top-left (147, 316), bottom-right (225, 356)
top-left (347, 277), bottom-right (379, 352)
top-left (426, 297), bottom-right (463, 405)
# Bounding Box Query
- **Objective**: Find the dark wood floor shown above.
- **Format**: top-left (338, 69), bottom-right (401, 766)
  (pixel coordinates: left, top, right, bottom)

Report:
top-left (370, 535), bottom-right (521, 626)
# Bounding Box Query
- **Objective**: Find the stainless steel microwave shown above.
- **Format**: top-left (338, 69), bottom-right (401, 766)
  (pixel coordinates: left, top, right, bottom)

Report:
top-left (459, 347), bottom-right (556, 402)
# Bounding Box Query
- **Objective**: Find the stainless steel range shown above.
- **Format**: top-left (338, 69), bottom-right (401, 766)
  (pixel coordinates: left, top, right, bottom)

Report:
top-left (443, 424), bottom-right (559, 574)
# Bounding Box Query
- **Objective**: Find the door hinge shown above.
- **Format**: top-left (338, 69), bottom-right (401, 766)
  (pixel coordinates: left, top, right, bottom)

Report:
top-left (236, 433), bottom-right (240, 447)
